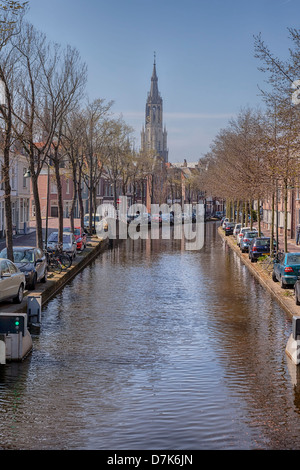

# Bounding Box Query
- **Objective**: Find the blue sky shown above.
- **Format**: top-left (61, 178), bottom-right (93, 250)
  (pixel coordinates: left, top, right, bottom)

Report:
top-left (26, 0), bottom-right (299, 162)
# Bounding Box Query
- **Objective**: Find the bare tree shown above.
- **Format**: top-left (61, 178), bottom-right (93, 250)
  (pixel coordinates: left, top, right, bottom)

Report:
top-left (11, 22), bottom-right (58, 249)
top-left (50, 44), bottom-right (87, 246)
top-left (0, 5), bottom-right (25, 260)
top-left (104, 116), bottom-right (134, 210)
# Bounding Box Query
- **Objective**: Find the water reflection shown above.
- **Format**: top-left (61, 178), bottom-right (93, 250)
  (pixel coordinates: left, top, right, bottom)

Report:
top-left (1, 222), bottom-right (300, 449)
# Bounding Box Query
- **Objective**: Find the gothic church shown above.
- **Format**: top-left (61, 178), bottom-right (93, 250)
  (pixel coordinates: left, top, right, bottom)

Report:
top-left (140, 56), bottom-right (168, 163)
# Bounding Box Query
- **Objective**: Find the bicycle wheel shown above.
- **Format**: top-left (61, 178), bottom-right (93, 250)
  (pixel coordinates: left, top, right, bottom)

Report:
top-left (59, 254), bottom-right (72, 269)
top-left (49, 258), bottom-right (62, 274)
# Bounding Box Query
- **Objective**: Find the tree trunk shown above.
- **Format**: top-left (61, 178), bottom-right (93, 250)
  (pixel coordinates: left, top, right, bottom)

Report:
top-left (257, 199), bottom-right (261, 236)
top-left (54, 157), bottom-right (64, 245)
top-left (271, 191), bottom-right (275, 258)
top-left (31, 169), bottom-right (43, 249)
top-left (70, 161), bottom-right (77, 234)
top-left (78, 169), bottom-right (84, 230)
top-left (284, 182), bottom-right (288, 253)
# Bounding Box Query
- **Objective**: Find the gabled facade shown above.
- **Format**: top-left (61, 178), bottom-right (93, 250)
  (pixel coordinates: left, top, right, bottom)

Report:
top-left (0, 151), bottom-right (30, 236)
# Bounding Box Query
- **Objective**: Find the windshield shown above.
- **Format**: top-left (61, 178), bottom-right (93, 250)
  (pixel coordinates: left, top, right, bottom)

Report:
top-left (0, 248), bottom-right (34, 263)
top-left (48, 233), bottom-right (71, 243)
top-left (48, 232), bottom-right (58, 242)
top-left (256, 239), bottom-right (270, 246)
top-left (84, 215), bottom-right (100, 223)
top-left (63, 228), bottom-right (80, 235)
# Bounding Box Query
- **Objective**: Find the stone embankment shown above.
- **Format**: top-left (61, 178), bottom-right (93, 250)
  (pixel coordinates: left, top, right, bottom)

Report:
top-left (0, 235), bottom-right (109, 315)
top-left (218, 226), bottom-right (300, 319)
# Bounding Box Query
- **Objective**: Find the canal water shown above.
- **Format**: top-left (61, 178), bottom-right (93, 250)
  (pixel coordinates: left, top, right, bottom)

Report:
top-left (1, 221), bottom-right (300, 450)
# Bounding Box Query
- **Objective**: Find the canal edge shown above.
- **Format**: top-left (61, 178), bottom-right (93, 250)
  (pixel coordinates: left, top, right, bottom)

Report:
top-left (0, 235), bottom-right (111, 314)
top-left (218, 226), bottom-right (300, 319)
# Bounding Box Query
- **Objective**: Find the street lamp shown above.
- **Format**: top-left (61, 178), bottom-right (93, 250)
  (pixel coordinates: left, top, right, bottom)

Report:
top-left (24, 162), bottom-right (50, 250)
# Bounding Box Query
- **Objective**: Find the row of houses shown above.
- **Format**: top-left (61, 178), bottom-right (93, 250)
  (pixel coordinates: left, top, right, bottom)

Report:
top-left (0, 152), bottom-right (31, 236)
top-left (261, 186), bottom-right (300, 239)
top-left (0, 154), bottom-right (226, 237)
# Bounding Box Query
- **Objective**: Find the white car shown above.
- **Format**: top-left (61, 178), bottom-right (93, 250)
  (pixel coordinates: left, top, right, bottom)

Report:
top-left (222, 218), bottom-right (229, 229)
top-left (236, 227), bottom-right (251, 246)
top-left (46, 231), bottom-right (77, 259)
top-left (233, 223), bottom-right (242, 236)
top-left (0, 258), bottom-right (25, 304)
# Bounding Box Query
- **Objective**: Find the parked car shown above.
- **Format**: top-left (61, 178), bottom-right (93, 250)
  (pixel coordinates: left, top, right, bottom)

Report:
top-left (0, 246), bottom-right (47, 290)
top-left (141, 212), bottom-right (151, 224)
top-left (240, 230), bottom-right (259, 253)
top-left (294, 277), bottom-right (300, 305)
top-left (64, 227), bottom-right (87, 251)
top-left (224, 222), bottom-right (235, 236)
top-left (248, 237), bottom-right (276, 262)
top-left (222, 218), bottom-right (229, 229)
top-left (272, 252), bottom-right (300, 288)
top-left (161, 213), bottom-right (174, 225)
top-left (233, 223), bottom-right (242, 236)
top-left (83, 213), bottom-right (101, 234)
top-left (151, 213), bottom-right (162, 224)
top-left (46, 231), bottom-right (77, 259)
top-left (236, 226), bottom-right (251, 246)
top-left (0, 258), bottom-right (25, 303)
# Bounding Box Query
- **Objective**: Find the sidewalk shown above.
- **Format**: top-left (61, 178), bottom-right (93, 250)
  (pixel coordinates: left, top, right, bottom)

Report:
top-left (0, 217), bottom-right (83, 251)
top-left (255, 225), bottom-right (300, 253)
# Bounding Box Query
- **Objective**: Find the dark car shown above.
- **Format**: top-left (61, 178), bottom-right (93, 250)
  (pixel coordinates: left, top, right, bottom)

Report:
top-left (272, 252), bottom-right (300, 288)
top-left (248, 237), bottom-right (276, 262)
top-left (0, 246), bottom-right (47, 290)
top-left (224, 222), bottom-right (235, 236)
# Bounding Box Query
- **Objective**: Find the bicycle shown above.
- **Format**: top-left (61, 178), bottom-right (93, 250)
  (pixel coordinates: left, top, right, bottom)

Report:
top-left (52, 243), bottom-right (73, 270)
top-left (259, 255), bottom-right (274, 273)
top-left (45, 250), bottom-right (62, 274)
top-left (57, 249), bottom-right (72, 269)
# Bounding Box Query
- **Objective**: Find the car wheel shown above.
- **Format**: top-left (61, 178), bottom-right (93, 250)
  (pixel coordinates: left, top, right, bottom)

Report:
top-left (281, 278), bottom-right (286, 289)
top-left (250, 256), bottom-right (255, 262)
top-left (295, 290), bottom-right (300, 305)
top-left (29, 273), bottom-right (37, 290)
top-left (272, 271), bottom-right (278, 282)
top-left (13, 284), bottom-right (24, 304)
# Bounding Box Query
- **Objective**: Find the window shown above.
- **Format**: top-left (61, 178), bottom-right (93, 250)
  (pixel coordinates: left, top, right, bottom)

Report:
top-left (20, 198), bottom-right (24, 223)
top-left (1, 260), bottom-right (10, 275)
top-left (8, 261), bottom-right (18, 274)
top-left (50, 181), bottom-right (57, 194)
top-left (0, 166), bottom-right (3, 190)
top-left (11, 165), bottom-right (16, 190)
top-left (23, 168), bottom-right (28, 188)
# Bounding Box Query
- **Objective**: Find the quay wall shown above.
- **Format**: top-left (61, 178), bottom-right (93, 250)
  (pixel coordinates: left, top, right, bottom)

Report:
top-left (218, 226), bottom-right (300, 319)
top-left (0, 236), bottom-right (110, 315)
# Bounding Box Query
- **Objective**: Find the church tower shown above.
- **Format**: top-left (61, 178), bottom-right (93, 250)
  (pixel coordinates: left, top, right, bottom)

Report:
top-left (141, 55), bottom-right (168, 163)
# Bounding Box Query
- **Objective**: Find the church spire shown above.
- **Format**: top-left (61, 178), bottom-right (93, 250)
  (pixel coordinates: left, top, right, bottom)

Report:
top-left (141, 54), bottom-right (168, 163)
top-left (150, 51), bottom-right (159, 99)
